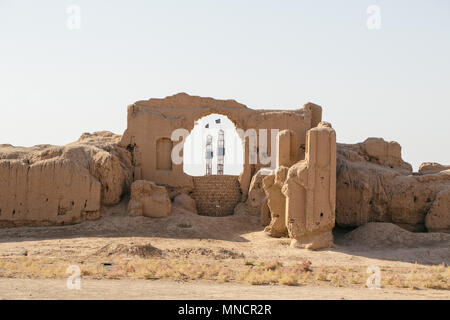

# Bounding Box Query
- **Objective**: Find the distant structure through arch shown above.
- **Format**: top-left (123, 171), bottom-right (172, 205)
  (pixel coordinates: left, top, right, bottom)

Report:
top-left (183, 113), bottom-right (243, 177)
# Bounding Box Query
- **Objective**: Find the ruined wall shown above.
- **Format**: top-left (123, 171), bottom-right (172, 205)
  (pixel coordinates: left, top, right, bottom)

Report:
top-left (244, 168), bottom-right (271, 223)
top-left (191, 175), bottom-right (242, 216)
top-left (336, 138), bottom-right (450, 232)
top-left (156, 138), bottom-right (173, 171)
top-left (262, 123), bottom-right (337, 249)
top-left (119, 93), bottom-right (322, 198)
top-left (0, 160), bottom-right (101, 227)
top-left (263, 166), bottom-right (289, 237)
top-left (283, 123), bottom-right (336, 249)
top-left (0, 132), bottom-right (131, 227)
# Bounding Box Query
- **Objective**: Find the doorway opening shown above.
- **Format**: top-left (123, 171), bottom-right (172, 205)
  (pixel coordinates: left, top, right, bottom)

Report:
top-left (183, 113), bottom-right (244, 176)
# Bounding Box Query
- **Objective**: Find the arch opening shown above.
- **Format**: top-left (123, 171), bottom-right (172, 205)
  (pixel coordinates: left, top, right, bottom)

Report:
top-left (183, 113), bottom-right (244, 176)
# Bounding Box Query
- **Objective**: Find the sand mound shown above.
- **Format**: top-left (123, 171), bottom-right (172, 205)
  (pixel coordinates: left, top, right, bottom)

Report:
top-left (95, 243), bottom-right (163, 258)
top-left (344, 222), bottom-right (450, 249)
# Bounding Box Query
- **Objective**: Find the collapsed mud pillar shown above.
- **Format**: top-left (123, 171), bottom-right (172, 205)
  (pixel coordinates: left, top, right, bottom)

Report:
top-left (262, 129), bottom-right (298, 237)
top-left (262, 166), bottom-right (289, 237)
top-left (282, 122), bottom-right (336, 249)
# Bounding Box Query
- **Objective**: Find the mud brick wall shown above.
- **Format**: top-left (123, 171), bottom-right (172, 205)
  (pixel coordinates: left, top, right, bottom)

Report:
top-left (191, 175), bottom-right (242, 216)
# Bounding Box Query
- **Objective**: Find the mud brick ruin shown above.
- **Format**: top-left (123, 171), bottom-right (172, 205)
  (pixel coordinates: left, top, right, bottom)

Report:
top-left (0, 93), bottom-right (449, 249)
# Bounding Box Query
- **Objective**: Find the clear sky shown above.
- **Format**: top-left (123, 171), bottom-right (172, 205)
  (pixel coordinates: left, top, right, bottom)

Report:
top-left (1, 0), bottom-right (449, 171)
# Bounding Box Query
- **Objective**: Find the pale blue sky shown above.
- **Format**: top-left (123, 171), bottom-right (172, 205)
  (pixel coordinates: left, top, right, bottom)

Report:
top-left (1, 0), bottom-right (449, 170)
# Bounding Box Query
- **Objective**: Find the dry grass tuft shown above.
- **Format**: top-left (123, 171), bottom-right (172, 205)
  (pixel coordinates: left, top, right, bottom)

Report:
top-left (263, 260), bottom-right (283, 271)
top-left (243, 260), bottom-right (255, 266)
top-left (278, 274), bottom-right (299, 286)
top-left (295, 259), bottom-right (313, 272)
top-left (0, 255), bottom-right (448, 291)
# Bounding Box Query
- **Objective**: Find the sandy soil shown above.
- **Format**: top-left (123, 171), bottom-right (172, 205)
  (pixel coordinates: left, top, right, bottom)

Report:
top-left (1, 278), bottom-right (449, 300)
top-left (0, 199), bottom-right (449, 299)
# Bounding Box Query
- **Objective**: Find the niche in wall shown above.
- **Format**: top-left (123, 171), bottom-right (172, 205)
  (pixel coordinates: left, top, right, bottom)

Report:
top-left (156, 138), bottom-right (173, 170)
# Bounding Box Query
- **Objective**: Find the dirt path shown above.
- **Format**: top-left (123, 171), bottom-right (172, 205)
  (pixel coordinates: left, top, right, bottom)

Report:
top-left (0, 278), bottom-right (448, 300)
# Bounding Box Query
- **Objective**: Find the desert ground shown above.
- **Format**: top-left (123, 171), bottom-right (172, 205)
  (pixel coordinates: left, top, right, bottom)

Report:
top-left (0, 198), bottom-right (449, 300)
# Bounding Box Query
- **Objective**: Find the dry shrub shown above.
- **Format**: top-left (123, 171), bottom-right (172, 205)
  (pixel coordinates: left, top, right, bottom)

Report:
top-left (315, 266), bottom-right (329, 281)
top-left (244, 260), bottom-right (255, 266)
top-left (330, 272), bottom-right (344, 287)
top-left (348, 273), bottom-right (364, 285)
top-left (278, 274), bottom-right (298, 286)
top-left (1, 253), bottom-right (449, 291)
top-left (295, 259), bottom-right (312, 273)
top-left (263, 260), bottom-right (283, 271)
top-left (241, 269), bottom-right (282, 285)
